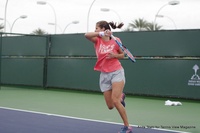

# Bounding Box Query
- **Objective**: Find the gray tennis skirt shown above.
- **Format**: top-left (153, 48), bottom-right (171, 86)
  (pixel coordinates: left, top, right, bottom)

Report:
top-left (99, 68), bottom-right (125, 92)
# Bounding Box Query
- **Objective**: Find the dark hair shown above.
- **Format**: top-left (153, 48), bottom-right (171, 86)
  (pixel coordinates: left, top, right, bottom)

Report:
top-left (96, 21), bottom-right (124, 31)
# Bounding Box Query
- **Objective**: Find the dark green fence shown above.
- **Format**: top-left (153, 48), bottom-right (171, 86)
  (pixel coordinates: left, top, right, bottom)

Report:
top-left (114, 30), bottom-right (200, 56)
top-left (1, 58), bottom-right (44, 86)
top-left (0, 31), bottom-right (199, 99)
top-left (2, 35), bottom-right (47, 56)
top-left (50, 34), bottom-right (95, 56)
top-left (0, 33), bottom-right (48, 87)
top-left (121, 59), bottom-right (200, 99)
top-left (47, 58), bottom-right (99, 91)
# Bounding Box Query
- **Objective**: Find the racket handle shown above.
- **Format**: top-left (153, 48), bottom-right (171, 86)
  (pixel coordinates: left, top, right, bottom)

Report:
top-left (110, 35), bottom-right (116, 40)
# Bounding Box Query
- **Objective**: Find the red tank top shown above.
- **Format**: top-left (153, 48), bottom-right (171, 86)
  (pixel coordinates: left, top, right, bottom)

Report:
top-left (94, 37), bottom-right (122, 72)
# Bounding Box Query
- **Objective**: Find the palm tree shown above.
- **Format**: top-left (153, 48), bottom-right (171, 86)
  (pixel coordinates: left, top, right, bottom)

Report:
top-left (0, 24), bottom-right (4, 32)
top-left (31, 28), bottom-right (47, 35)
top-left (127, 18), bottom-right (149, 31)
top-left (124, 18), bottom-right (163, 31)
top-left (146, 22), bottom-right (162, 31)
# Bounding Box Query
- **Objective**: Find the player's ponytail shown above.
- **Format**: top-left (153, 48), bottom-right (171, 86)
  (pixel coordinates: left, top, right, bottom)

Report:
top-left (109, 21), bottom-right (124, 29)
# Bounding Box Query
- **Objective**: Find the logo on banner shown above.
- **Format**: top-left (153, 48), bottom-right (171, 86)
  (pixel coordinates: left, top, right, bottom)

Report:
top-left (188, 64), bottom-right (200, 86)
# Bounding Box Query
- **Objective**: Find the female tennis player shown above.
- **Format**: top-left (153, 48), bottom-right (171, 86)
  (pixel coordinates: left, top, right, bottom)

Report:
top-left (85, 21), bottom-right (133, 133)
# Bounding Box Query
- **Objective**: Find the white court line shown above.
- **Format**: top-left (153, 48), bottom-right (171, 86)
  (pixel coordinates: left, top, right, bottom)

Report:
top-left (0, 106), bottom-right (190, 133)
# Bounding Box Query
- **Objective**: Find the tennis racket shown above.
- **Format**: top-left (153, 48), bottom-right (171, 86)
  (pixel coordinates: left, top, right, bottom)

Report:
top-left (111, 35), bottom-right (136, 63)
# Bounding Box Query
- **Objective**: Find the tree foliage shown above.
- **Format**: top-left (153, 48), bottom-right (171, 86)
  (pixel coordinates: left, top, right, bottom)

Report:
top-left (125, 18), bottom-right (162, 31)
top-left (31, 28), bottom-right (47, 35)
top-left (0, 23), bottom-right (4, 32)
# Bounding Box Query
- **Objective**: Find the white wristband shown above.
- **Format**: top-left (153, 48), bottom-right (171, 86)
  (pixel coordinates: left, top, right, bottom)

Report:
top-left (99, 32), bottom-right (105, 37)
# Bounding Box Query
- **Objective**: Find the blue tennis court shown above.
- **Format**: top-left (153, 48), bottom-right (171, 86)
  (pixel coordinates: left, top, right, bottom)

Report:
top-left (0, 107), bottom-right (186, 133)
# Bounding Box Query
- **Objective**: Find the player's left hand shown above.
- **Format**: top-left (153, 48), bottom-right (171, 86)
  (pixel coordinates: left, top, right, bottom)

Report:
top-left (104, 30), bottom-right (112, 37)
top-left (106, 52), bottom-right (116, 59)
